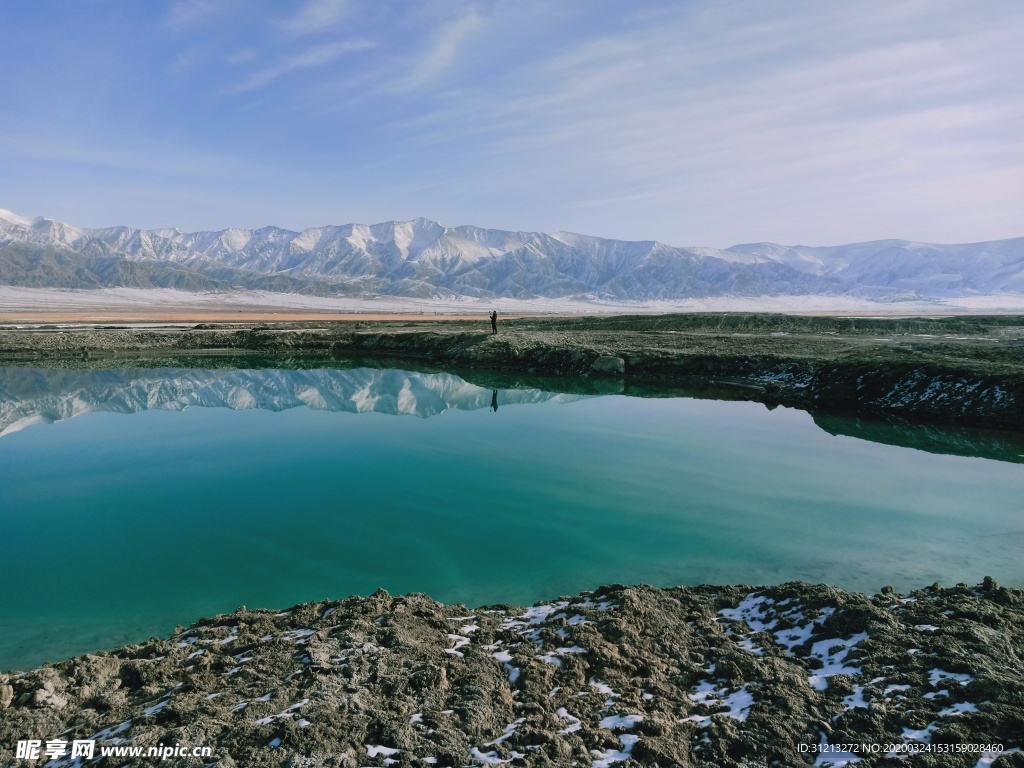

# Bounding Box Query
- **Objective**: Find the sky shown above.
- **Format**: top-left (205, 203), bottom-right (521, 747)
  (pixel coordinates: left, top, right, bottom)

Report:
top-left (0, 0), bottom-right (1021, 247)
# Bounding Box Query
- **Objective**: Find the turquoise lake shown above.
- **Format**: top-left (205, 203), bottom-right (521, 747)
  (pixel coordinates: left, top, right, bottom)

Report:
top-left (1, 365), bottom-right (1022, 671)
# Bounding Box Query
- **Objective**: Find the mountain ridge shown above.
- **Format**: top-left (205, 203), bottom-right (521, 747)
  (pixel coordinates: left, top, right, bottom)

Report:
top-left (1, 208), bottom-right (1021, 301)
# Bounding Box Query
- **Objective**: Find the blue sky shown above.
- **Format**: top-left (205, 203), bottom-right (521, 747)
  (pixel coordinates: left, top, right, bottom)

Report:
top-left (0, 0), bottom-right (1021, 246)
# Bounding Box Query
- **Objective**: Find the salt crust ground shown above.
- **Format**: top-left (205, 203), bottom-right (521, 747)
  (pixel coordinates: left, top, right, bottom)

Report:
top-left (2, 286), bottom-right (1024, 318)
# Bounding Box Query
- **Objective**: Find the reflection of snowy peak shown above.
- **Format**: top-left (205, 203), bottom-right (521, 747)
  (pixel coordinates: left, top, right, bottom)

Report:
top-left (0, 367), bottom-right (584, 437)
top-left (1, 208), bottom-right (1021, 300)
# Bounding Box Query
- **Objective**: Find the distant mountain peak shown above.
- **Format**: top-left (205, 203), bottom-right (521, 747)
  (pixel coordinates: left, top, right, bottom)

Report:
top-left (0, 208), bottom-right (37, 228)
top-left (0, 207), bottom-right (1021, 301)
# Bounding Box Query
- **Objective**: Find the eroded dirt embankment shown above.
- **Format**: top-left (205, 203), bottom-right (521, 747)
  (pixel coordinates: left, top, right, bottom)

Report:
top-left (2, 582), bottom-right (1022, 767)
top-left (1, 313), bottom-right (1021, 428)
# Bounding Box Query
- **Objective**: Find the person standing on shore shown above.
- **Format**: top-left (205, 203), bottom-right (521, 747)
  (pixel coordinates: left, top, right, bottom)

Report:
top-left (490, 310), bottom-right (498, 335)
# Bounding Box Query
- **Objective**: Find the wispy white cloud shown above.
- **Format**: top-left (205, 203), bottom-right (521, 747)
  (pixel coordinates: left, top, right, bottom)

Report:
top-left (6, 0), bottom-right (1022, 243)
top-left (164, 0), bottom-right (230, 30)
top-left (225, 39), bottom-right (375, 94)
top-left (279, 0), bottom-right (350, 37)
top-left (398, 8), bottom-right (486, 91)
top-left (361, 0), bottom-right (1024, 244)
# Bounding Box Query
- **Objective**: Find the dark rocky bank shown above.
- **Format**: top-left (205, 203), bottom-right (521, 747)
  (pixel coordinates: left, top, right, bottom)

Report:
top-left (1, 313), bottom-right (1022, 430)
top-left (2, 582), bottom-right (1023, 767)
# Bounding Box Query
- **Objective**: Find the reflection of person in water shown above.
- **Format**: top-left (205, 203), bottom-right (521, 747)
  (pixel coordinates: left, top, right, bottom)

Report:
top-left (490, 310), bottom-right (498, 335)
top-left (490, 389), bottom-right (499, 412)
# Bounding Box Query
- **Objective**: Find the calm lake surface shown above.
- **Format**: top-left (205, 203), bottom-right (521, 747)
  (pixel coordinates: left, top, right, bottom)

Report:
top-left (1, 365), bottom-right (1022, 671)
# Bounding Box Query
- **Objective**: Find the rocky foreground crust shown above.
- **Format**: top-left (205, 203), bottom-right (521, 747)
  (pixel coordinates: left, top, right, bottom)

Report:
top-left (2, 582), bottom-right (1022, 767)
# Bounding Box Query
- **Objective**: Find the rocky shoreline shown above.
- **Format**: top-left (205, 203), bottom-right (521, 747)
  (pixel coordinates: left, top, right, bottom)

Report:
top-left (1, 313), bottom-right (1022, 429)
top-left (2, 582), bottom-right (1022, 767)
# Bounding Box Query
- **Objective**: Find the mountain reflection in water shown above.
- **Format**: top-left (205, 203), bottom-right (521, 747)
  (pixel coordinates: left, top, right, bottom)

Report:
top-left (0, 366), bottom-right (586, 437)
top-left (1, 364), bottom-right (1021, 463)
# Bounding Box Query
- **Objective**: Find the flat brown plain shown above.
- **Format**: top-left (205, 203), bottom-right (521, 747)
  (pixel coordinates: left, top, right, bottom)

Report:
top-left (0, 311), bottom-right (509, 323)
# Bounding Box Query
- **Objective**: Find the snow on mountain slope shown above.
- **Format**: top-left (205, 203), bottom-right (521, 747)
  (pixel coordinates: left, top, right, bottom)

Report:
top-left (724, 243), bottom-right (831, 273)
top-left (0, 211), bottom-right (86, 249)
top-left (832, 239), bottom-right (1024, 295)
top-left (0, 208), bottom-right (36, 229)
top-left (0, 208), bottom-right (1021, 301)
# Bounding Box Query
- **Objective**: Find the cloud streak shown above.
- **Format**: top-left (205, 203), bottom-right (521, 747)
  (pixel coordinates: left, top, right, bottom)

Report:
top-left (225, 38), bottom-right (375, 94)
top-left (279, 0), bottom-right (350, 37)
top-left (2, 0), bottom-right (1021, 244)
top-left (359, 0), bottom-right (1024, 244)
top-left (398, 8), bottom-right (486, 91)
top-left (164, 0), bottom-right (231, 30)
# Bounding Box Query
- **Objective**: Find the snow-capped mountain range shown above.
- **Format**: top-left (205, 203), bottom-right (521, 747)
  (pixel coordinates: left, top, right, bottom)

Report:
top-left (0, 366), bottom-right (584, 437)
top-left (1, 208), bottom-right (1021, 300)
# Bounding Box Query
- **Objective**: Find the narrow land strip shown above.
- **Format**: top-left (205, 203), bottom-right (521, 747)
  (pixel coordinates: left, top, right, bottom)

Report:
top-left (1, 313), bottom-right (1021, 428)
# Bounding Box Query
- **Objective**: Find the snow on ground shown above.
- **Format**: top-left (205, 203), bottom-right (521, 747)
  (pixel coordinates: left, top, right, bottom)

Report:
top-left (683, 682), bottom-right (754, 726)
top-left (142, 698), bottom-right (170, 716)
top-left (719, 595), bottom-right (778, 632)
top-left (939, 702), bottom-right (979, 716)
top-left (929, 669), bottom-right (973, 686)
top-left (807, 634), bottom-right (869, 691)
top-left (717, 594), bottom-right (870, 693)
top-left (366, 744), bottom-right (401, 758)
top-left (570, 597), bottom-right (617, 611)
top-left (2, 286), bottom-right (1024, 316)
top-left (599, 714), bottom-right (644, 730)
top-left (718, 593), bottom-right (836, 657)
top-left (975, 748), bottom-right (1021, 767)
top-left (590, 734), bottom-right (640, 768)
top-left (492, 650), bottom-right (521, 683)
top-left (501, 602), bottom-right (570, 629)
top-left (91, 720), bottom-right (132, 740)
top-left (556, 708), bottom-right (582, 735)
top-left (282, 628), bottom-right (316, 644)
top-left (896, 722), bottom-right (938, 746)
top-left (444, 633), bottom-right (471, 657)
top-left (253, 698), bottom-right (309, 726)
top-left (843, 686), bottom-right (869, 709)
top-left (484, 718), bottom-right (526, 746)
top-left (469, 746), bottom-right (524, 764)
top-left (588, 678), bottom-right (618, 698)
